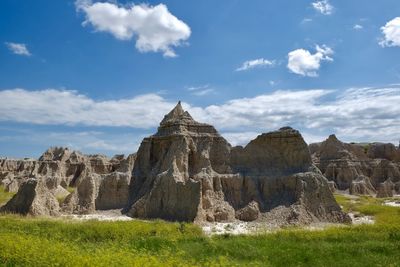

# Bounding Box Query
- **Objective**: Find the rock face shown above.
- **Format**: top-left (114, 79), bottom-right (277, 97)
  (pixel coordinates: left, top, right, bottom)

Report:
top-left (0, 177), bottom-right (60, 216)
top-left (349, 175), bottom-right (376, 196)
top-left (310, 135), bottom-right (400, 196)
top-left (0, 149), bottom-right (136, 215)
top-left (2, 102), bottom-right (349, 225)
top-left (126, 102), bottom-right (348, 224)
top-left (376, 179), bottom-right (395, 198)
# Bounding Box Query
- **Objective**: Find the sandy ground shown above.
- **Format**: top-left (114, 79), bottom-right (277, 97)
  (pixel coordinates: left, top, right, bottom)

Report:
top-left (383, 200), bottom-right (400, 207)
top-left (61, 209), bottom-right (133, 222)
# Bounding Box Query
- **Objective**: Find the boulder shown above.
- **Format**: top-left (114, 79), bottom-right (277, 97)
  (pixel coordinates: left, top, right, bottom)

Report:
top-left (0, 177), bottom-right (60, 216)
top-left (235, 201), bottom-right (260, 221)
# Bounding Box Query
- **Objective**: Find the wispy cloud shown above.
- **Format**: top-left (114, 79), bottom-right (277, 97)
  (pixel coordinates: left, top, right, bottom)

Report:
top-left (186, 85), bottom-right (215, 96)
top-left (353, 24), bottom-right (363, 30)
top-left (311, 0), bottom-right (334, 15)
top-left (287, 45), bottom-right (333, 77)
top-left (5, 42), bottom-right (31, 56)
top-left (236, 58), bottom-right (275, 71)
top-left (1, 86), bottom-right (399, 148)
top-left (75, 0), bottom-right (191, 57)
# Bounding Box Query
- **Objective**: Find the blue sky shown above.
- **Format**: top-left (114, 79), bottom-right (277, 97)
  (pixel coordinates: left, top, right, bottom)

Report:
top-left (1, 0), bottom-right (400, 158)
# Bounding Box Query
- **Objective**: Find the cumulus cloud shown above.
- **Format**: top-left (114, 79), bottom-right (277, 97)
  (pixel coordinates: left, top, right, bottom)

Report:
top-left (236, 58), bottom-right (275, 71)
top-left (287, 45), bottom-right (333, 77)
top-left (5, 42), bottom-right (31, 56)
top-left (379, 17), bottom-right (400, 47)
top-left (312, 0), bottom-right (334, 15)
top-left (0, 89), bottom-right (175, 128)
top-left (75, 0), bottom-right (191, 57)
top-left (1, 86), bottom-right (400, 148)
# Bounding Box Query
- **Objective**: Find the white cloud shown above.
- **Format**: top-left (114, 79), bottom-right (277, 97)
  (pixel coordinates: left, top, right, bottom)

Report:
top-left (75, 0), bottom-right (191, 57)
top-left (379, 17), bottom-right (400, 47)
top-left (5, 42), bottom-right (31, 56)
top-left (1, 86), bottom-right (400, 148)
top-left (301, 18), bottom-right (313, 24)
top-left (287, 45), bottom-right (333, 77)
top-left (0, 89), bottom-right (174, 128)
top-left (236, 58), bottom-right (275, 71)
top-left (312, 0), bottom-right (334, 15)
top-left (353, 24), bottom-right (363, 30)
top-left (186, 85), bottom-right (215, 96)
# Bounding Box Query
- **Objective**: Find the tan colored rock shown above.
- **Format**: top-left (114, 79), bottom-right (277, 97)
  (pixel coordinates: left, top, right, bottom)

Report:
top-left (376, 179), bottom-right (395, 198)
top-left (96, 172), bottom-right (131, 210)
top-left (367, 143), bottom-right (400, 161)
top-left (126, 102), bottom-right (349, 224)
top-left (349, 175), bottom-right (376, 196)
top-left (327, 181), bottom-right (337, 193)
top-left (235, 201), bottom-right (260, 221)
top-left (0, 177), bottom-right (60, 216)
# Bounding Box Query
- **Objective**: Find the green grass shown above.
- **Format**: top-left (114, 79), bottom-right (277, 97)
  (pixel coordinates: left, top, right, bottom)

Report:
top-left (0, 195), bottom-right (400, 266)
top-left (0, 185), bottom-right (15, 206)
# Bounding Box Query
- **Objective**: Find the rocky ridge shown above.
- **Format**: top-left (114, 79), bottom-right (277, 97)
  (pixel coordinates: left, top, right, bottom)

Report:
top-left (1, 102), bottom-right (349, 226)
top-left (310, 135), bottom-right (400, 197)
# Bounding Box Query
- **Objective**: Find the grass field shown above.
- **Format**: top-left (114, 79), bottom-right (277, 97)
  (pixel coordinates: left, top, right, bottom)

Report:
top-left (0, 185), bottom-right (15, 206)
top-left (0, 188), bottom-right (399, 266)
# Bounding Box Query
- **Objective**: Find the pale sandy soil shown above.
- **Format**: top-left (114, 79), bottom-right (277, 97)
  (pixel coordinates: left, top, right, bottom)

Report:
top-left (61, 209), bottom-right (133, 222)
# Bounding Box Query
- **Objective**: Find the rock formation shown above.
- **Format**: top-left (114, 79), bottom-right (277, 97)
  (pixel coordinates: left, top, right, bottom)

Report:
top-left (376, 179), bottom-right (395, 198)
top-left (126, 102), bottom-right (349, 224)
top-left (2, 102), bottom-right (349, 226)
top-left (310, 135), bottom-right (400, 197)
top-left (349, 175), bottom-right (376, 196)
top-left (0, 148), bottom-right (136, 216)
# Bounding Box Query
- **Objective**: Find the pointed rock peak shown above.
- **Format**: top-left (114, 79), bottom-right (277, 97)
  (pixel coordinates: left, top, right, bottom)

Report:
top-left (328, 134), bottom-right (337, 139)
top-left (160, 101), bottom-right (194, 125)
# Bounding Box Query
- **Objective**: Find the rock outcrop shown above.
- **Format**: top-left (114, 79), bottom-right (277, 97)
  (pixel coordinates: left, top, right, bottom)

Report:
top-left (0, 177), bottom-right (60, 216)
top-left (1, 149), bottom-right (136, 216)
top-left (310, 135), bottom-right (400, 196)
top-left (349, 175), bottom-right (376, 196)
top-left (126, 102), bottom-right (349, 224)
top-left (376, 179), bottom-right (395, 198)
top-left (2, 102), bottom-right (349, 226)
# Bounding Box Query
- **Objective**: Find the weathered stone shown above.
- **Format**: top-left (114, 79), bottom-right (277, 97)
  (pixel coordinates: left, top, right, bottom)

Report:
top-left (376, 179), bottom-right (395, 198)
top-left (0, 177), bottom-right (60, 216)
top-left (96, 172), bottom-right (131, 210)
top-left (235, 201), bottom-right (260, 221)
top-left (126, 102), bottom-right (349, 224)
top-left (349, 175), bottom-right (376, 196)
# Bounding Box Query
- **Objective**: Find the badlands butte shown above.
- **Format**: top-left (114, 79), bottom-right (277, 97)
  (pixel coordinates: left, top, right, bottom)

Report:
top-left (1, 102), bottom-right (400, 225)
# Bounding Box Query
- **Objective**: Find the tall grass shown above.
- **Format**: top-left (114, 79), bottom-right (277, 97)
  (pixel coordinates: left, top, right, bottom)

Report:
top-left (0, 185), bottom-right (15, 205)
top-left (0, 194), bottom-right (399, 266)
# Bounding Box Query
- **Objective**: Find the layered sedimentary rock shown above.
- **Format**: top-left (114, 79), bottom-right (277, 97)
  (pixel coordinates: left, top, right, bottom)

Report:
top-left (126, 102), bottom-right (348, 224)
top-left (376, 179), bottom-right (395, 198)
top-left (349, 175), bottom-right (376, 196)
top-left (310, 135), bottom-right (400, 197)
top-left (1, 148), bottom-right (136, 215)
top-left (0, 177), bottom-right (60, 216)
top-left (2, 102), bottom-right (349, 225)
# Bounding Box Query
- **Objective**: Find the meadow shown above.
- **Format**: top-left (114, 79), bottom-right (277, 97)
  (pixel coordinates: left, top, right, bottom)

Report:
top-left (0, 186), bottom-right (399, 266)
